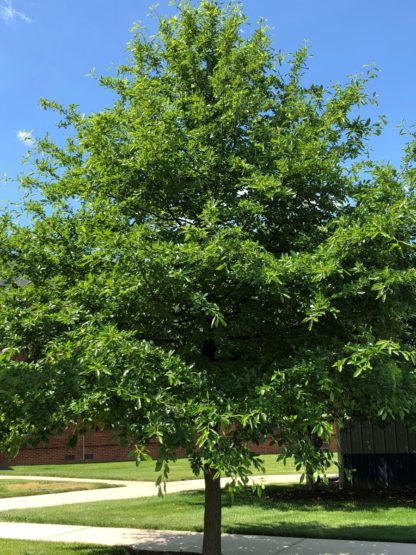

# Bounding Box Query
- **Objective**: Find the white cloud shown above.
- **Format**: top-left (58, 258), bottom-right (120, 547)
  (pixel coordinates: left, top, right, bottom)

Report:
top-left (17, 129), bottom-right (34, 145)
top-left (1, 0), bottom-right (31, 24)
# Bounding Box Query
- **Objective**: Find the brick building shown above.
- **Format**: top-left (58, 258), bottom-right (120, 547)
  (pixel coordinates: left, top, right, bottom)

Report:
top-left (0, 429), bottom-right (282, 466)
top-left (0, 427), bottom-right (339, 466)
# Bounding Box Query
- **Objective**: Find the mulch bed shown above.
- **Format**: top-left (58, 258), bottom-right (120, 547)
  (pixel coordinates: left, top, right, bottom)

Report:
top-left (264, 484), bottom-right (416, 504)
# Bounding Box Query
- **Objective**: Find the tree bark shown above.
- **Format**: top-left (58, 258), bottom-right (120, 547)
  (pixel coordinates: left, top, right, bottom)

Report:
top-left (305, 462), bottom-right (316, 491)
top-left (202, 465), bottom-right (222, 555)
top-left (305, 429), bottom-right (323, 491)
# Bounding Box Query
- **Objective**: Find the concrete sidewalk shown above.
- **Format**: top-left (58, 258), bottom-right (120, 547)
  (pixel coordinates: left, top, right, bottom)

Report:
top-left (0, 522), bottom-right (414, 554)
top-left (0, 473), bottom-right (307, 511)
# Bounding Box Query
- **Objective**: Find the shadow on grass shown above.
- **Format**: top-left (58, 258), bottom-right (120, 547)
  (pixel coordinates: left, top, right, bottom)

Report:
top-left (232, 484), bottom-right (416, 513)
top-left (73, 548), bottom-right (132, 555)
top-left (224, 521), bottom-right (416, 544)
top-left (180, 485), bottom-right (413, 514)
top-left (16, 545), bottom-right (134, 555)
top-left (132, 552), bottom-right (199, 555)
top-left (71, 542), bottom-right (199, 555)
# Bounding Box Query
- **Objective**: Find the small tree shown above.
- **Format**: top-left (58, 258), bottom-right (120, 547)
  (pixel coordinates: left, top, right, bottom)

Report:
top-left (1, 2), bottom-right (416, 553)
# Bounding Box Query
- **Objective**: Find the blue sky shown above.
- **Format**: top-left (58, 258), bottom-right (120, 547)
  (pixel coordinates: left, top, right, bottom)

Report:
top-left (1, 0), bottom-right (415, 209)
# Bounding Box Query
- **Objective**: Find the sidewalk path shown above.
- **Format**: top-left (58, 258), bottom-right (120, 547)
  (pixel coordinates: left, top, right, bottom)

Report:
top-left (0, 473), bottom-right (310, 511)
top-left (0, 522), bottom-right (414, 554)
top-left (0, 474), bottom-right (414, 554)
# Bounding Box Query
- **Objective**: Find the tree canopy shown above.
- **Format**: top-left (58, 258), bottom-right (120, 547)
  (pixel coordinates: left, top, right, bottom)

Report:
top-left (1, 1), bottom-right (416, 553)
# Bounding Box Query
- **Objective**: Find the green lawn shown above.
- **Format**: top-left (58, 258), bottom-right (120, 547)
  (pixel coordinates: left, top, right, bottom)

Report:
top-left (0, 479), bottom-right (112, 498)
top-left (0, 539), bottom-right (131, 555)
top-left (1, 485), bottom-right (415, 543)
top-left (0, 454), bottom-right (337, 482)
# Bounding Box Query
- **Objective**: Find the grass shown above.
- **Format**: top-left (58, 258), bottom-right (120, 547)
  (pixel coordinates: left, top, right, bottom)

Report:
top-left (1, 484), bottom-right (415, 544)
top-left (0, 454), bottom-right (337, 482)
top-left (0, 539), bottom-right (131, 555)
top-left (0, 479), bottom-right (113, 498)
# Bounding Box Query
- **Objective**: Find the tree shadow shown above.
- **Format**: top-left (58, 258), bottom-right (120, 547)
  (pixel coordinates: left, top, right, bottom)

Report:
top-left (59, 544), bottom-right (132, 555)
top-left (218, 484), bottom-right (416, 514)
top-left (132, 552), bottom-right (199, 555)
top-left (224, 521), bottom-right (416, 544)
top-left (137, 486), bottom-right (416, 524)
top-left (67, 546), bottom-right (134, 554)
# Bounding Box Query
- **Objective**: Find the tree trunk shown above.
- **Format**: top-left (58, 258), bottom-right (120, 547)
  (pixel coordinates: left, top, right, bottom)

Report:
top-left (305, 463), bottom-right (316, 491)
top-left (202, 465), bottom-right (222, 555)
top-left (305, 429), bottom-right (323, 491)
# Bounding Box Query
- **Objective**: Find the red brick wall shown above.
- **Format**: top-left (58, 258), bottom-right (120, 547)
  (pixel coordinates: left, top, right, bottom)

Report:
top-left (0, 430), bottom-right (186, 466)
top-left (0, 429), bottom-right (337, 466)
top-left (248, 438), bottom-right (280, 455)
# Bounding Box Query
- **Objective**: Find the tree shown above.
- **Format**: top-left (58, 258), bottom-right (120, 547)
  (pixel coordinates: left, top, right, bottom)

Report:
top-left (1, 1), bottom-right (416, 553)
